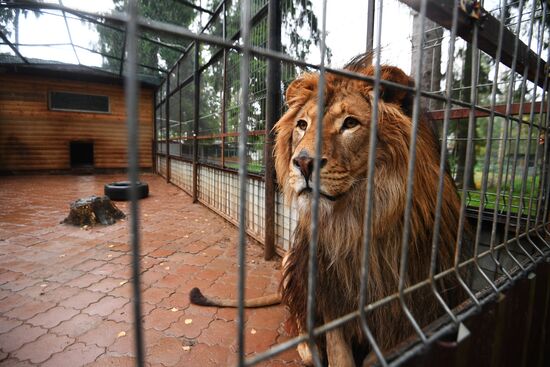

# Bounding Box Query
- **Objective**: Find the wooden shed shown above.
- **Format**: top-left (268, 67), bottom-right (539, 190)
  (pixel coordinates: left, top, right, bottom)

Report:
top-left (0, 64), bottom-right (156, 174)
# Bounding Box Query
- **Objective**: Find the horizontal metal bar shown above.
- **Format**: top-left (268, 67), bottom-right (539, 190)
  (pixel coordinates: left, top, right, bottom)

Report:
top-left (246, 242), bottom-right (549, 366)
top-left (168, 130), bottom-right (267, 140)
top-left (400, 0), bottom-right (547, 88)
top-left (173, 0), bottom-right (214, 15)
top-left (156, 153), bottom-right (266, 180)
top-left (12, 0), bottom-right (541, 130)
top-left (0, 30), bottom-right (29, 64)
top-left (428, 102), bottom-right (547, 121)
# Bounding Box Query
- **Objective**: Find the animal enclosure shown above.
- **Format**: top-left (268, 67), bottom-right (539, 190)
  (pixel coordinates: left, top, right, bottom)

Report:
top-left (1, 0), bottom-right (549, 366)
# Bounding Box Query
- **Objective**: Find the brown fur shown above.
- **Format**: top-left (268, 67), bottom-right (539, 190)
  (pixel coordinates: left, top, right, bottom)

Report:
top-left (275, 54), bottom-right (465, 365)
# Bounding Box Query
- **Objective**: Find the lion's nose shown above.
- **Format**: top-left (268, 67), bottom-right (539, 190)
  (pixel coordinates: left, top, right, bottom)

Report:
top-left (293, 154), bottom-right (327, 182)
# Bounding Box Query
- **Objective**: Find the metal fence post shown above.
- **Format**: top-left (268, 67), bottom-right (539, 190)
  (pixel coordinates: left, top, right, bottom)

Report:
top-left (192, 40), bottom-right (200, 203)
top-left (365, 0), bottom-right (375, 56)
top-left (264, 0), bottom-right (281, 260)
top-left (166, 75), bottom-right (171, 183)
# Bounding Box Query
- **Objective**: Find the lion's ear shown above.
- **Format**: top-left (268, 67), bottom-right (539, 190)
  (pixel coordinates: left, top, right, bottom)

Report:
top-left (285, 73), bottom-right (318, 108)
top-left (379, 66), bottom-right (414, 116)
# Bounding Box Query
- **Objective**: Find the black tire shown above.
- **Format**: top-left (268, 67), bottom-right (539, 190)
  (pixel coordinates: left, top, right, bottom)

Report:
top-left (104, 181), bottom-right (149, 201)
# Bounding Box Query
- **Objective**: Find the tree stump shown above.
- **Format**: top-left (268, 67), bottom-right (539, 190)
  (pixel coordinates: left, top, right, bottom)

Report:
top-left (63, 195), bottom-right (126, 226)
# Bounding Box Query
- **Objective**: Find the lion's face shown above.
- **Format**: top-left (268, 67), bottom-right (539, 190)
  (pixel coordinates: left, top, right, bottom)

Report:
top-left (286, 92), bottom-right (372, 203)
top-left (274, 62), bottom-right (414, 210)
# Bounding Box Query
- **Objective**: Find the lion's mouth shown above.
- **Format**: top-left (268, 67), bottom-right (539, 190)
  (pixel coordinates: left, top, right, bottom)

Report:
top-left (298, 187), bottom-right (341, 202)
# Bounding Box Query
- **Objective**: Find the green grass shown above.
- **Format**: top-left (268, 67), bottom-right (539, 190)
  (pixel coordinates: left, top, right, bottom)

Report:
top-left (224, 162), bottom-right (264, 174)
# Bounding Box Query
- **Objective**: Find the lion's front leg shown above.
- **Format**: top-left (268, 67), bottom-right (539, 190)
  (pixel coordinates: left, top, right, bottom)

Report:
top-left (324, 314), bottom-right (355, 367)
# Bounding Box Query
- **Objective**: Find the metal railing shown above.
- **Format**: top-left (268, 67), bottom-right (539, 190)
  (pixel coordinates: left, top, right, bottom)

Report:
top-left (3, 0), bottom-right (548, 365)
top-left (156, 0), bottom-right (550, 365)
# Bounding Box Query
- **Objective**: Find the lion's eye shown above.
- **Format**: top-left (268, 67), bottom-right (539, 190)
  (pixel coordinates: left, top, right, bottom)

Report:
top-left (341, 117), bottom-right (360, 131)
top-left (296, 119), bottom-right (308, 131)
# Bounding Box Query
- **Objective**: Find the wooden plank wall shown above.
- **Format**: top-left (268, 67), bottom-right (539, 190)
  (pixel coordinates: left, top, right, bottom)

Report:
top-left (0, 73), bottom-right (154, 172)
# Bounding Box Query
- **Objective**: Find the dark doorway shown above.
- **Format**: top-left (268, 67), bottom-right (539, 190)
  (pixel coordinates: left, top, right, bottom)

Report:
top-left (70, 141), bottom-right (94, 168)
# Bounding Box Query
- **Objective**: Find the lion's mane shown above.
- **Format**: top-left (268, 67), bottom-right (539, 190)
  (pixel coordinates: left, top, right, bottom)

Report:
top-left (274, 54), bottom-right (464, 361)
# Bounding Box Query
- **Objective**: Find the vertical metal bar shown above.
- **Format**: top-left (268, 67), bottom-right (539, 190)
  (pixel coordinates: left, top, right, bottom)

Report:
top-left (490, 0), bottom-right (526, 270)
top-left (264, 0), bottom-right (281, 260)
top-left (477, 0), bottom-right (513, 282)
top-left (365, 0), bottom-right (375, 56)
top-left (452, 14), bottom-right (483, 303)
top-left (542, 90), bottom-right (550, 238)
top-left (221, 1), bottom-right (227, 170)
top-left (517, 3), bottom-right (546, 255)
top-left (535, 27), bottom-right (550, 244)
top-left (306, 0), bottom-right (328, 364)
top-left (467, 21), bottom-right (498, 292)
top-left (237, 0), bottom-right (251, 365)
top-left (58, 0), bottom-right (80, 66)
top-left (166, 76), bottom-right (171, 183)
top-left (123, 1), bottom-right (144, 366)
top-left (192, 41), bottom-right (200, 203)
top-left (397, 0), bottom-right (429, 342)
top-left (358, 0), bottom-right (388, 364)
top-left (428, 0), bottom-right (461, 323)
top-left (503, 0), bottom-right (537, 264)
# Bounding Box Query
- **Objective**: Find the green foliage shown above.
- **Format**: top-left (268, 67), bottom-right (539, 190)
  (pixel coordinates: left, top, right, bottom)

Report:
top-left (0, 4), bottom-right (42, 46)
top-left (96, 0), bottom-right (195, 74)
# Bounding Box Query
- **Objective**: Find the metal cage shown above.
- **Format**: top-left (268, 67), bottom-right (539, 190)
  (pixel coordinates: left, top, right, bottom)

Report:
top-left (2, 0), bottom-right (549, 366)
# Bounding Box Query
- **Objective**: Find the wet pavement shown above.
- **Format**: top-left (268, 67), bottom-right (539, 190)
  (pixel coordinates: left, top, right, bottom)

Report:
top-left (0, 174), bottom-right (301, 366)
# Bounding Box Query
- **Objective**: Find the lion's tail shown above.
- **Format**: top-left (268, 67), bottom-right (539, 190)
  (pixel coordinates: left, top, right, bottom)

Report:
top-left (189, 287), bottom-right (281, 308)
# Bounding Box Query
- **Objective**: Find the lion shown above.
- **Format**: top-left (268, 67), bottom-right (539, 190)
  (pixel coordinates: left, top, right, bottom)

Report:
top-left (190, 53), bottom-right (465, 366)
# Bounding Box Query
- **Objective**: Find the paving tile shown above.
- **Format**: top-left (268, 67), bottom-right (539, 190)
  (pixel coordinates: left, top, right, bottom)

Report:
top-left (148, 248), bottom-right (176, 258)
top-left (0, 275), bottom-right (40, 292)
top-left (106, 329), bottom-right (136, 357)
top-left (74, 259), bottom-right (106, 272)
top-left (246, 307), bottom-right (287, 332)
top-left (84, 355), bottom-right (136, 367)
top-left (59, 289), bottom-right (105, 310)
top-left (109, 282), bottom-right (133, 298)
top-left (27, 306), bottom-right (80, 328)
top-left (0, 174), bottom-right (295, 366)
top-left (4, 299), bottom-right (56, 321)
top-left (47, 269), bottom-right (85, 283)
top-left (197, 319), bottom-right (238, 348)
top-left (154, 274), bottom-right (188, 289)
top-left (78, 320), bottom-right (131, 348)
top-left (148, 337), bottom-right (185, 366)
top-left (0, 358), bottom-right (35, 367)
top-left (0, 270), bottom-right (22, 285)
top-left (51, 313), bottom-right (104, 338)
top-left (143, 307), bottom-right (178, 331)
top-left (142, 286), bottom-right (174, 305)
top-left (176, 343), bottom-right (236, 367)
top-left (0, 291), bottom-right (29, 314)
top-left (0, 316), bottom-right (22, 333)
top-left (83, 296), bottom-right (129, 317)
top-left (67, 273), bottom-right (106, 289)
top-left (165, 312), bottom-right (212, 339)
top-left (0, 323), bottom-right (47, 353)
top-left (42, 342), bottom-right (105, 367)
top-left (87, 277), bottom-right (127, 293)
top-left (13, 333), bottom-right (75, 364)
top-left (140, 270), bottom-right (166, 287)
top-left (157, 289), bottom-right (189, 310)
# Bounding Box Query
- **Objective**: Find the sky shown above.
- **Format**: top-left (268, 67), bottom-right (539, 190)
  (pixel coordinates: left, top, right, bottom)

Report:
top-left (3, 0), bottom-right (546, 81)
top-left (4, 0), bottom-right (417, 74)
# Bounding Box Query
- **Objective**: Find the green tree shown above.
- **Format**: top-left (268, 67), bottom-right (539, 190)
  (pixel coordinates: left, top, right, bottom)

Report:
top-left (0, 3), bottom-right (42, 51)
top-left (96, 0), bottom-right (195, 74)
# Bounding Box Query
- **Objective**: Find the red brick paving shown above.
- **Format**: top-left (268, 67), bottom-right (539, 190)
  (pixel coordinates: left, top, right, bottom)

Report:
top-left (0, 174), bottom-right (301, 366)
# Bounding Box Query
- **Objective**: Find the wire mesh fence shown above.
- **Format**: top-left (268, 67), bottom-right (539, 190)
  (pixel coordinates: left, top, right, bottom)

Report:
top-left (153, 0), bottom-right (550, 365)
top-left (1, 0), bottom-right (549, 365)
